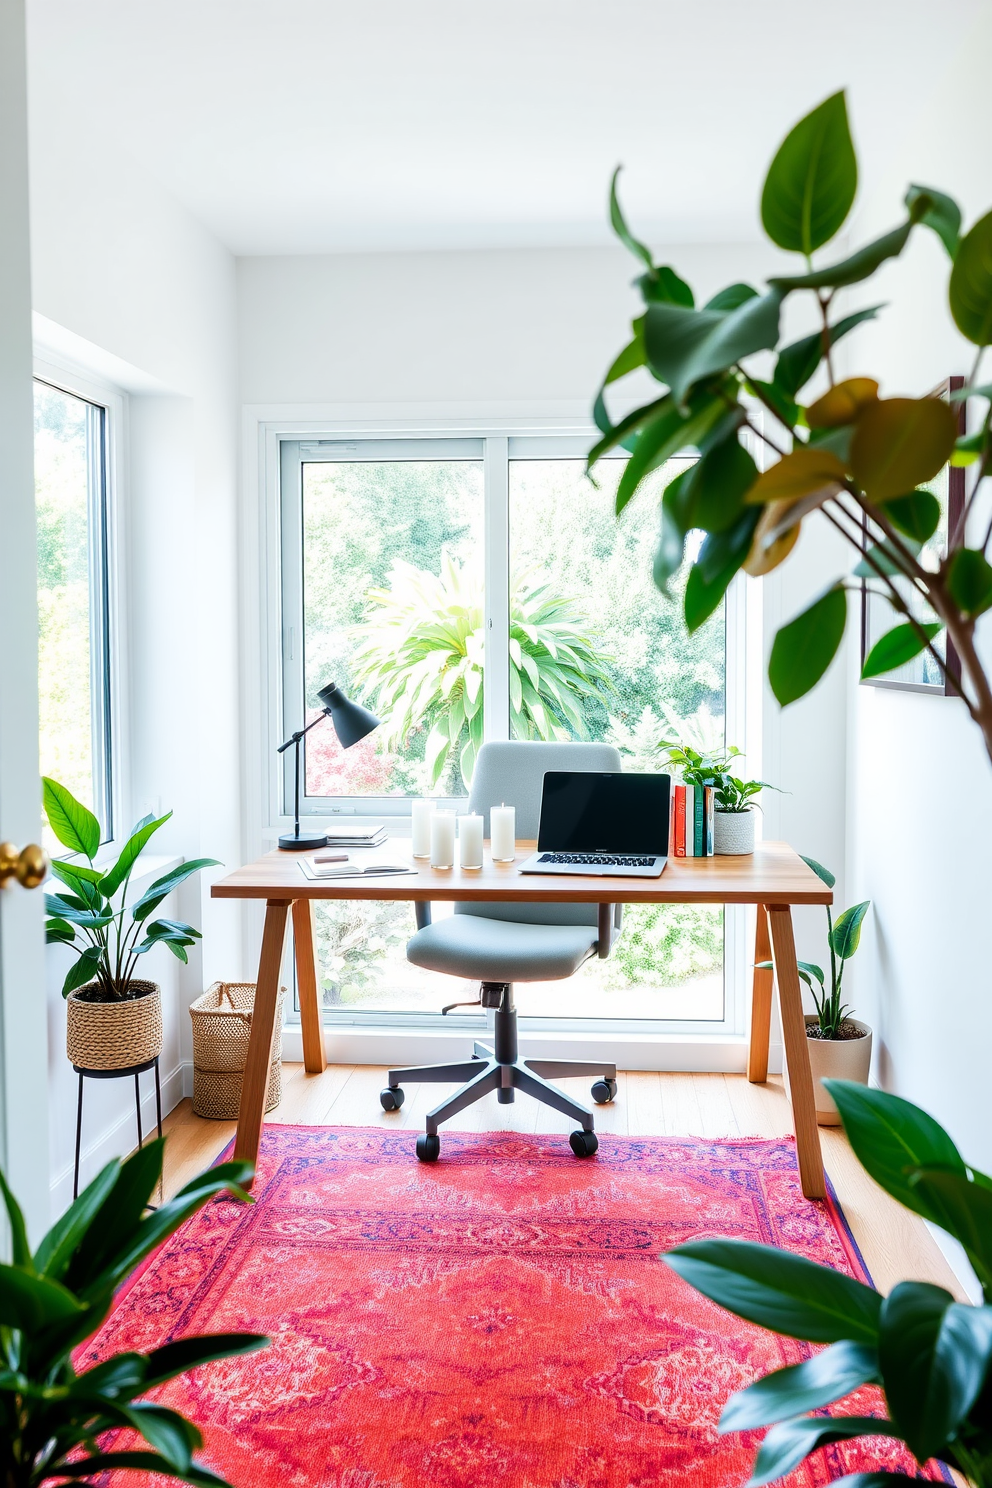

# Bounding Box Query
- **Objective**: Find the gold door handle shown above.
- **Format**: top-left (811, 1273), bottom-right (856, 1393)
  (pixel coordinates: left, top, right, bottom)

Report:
top-left (0, 843), bottom-right (48, 889)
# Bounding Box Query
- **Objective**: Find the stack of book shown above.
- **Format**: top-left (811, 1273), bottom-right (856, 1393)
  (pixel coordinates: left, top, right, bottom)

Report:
top-left (322, 820), bottom-right (388, 848)
top-left (671, 784), bottom-right (715, 857)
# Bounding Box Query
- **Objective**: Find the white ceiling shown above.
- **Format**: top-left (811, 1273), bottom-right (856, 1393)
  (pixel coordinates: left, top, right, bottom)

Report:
top-left (26, 0), bottom-right (984, 257)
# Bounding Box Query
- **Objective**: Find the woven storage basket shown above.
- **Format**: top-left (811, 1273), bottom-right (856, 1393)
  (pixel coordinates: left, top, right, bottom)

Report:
top-left (190, 981), bottom-right (285, 1120)
top-left (67, 980), bottom-right (162, 1071)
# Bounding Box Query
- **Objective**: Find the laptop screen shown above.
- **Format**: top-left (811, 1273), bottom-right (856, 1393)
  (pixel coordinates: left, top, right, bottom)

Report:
top-left (537, 772), bottom-right (671, 855)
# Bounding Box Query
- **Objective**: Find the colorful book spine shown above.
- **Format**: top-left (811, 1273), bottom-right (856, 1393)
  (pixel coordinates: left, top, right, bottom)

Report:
top-left (693, 785), bottom-right (705, 857)
top-left (684, 782), bottom-right (695, 858)
top-left (705, 786), bottom-right (715, 856)
top-left (674, 784), bottom-right (686, 857)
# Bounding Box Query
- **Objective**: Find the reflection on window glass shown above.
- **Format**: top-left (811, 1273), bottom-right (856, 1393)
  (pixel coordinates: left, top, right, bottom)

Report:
top-left (34, 382), bottom-right (109, 850)
top-left (302, 460), bottom-right (484, 797)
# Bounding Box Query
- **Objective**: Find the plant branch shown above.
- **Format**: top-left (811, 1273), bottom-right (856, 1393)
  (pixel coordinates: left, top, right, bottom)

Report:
top-left (818, 292), bottom-right (836, 387)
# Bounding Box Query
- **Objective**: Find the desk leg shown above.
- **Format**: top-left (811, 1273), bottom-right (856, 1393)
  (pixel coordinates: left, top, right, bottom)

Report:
top-left (768, 905), bottom-right (825, 1201)
top-left (234, 899), bottom-right (291, 1180)
top-left (293, 899), bottom-right (327, 1075)
top-left (748, 904), bottom-right (773, 1083)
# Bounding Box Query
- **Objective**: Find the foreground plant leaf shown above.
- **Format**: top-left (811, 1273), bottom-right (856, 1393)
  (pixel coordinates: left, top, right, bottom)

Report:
top-left (808, 378), bottom-right (879, 430)
top-left (950, 208), bottom-right (992, 346)
top-left (760, 91), bottom-right (857, 256)
top-left (850, 397), bottom-right (957, 501)
top-left (747, 1416), bottom-right (902, 1488)
top-left (824, 1081), bottom-right (966, 1220)
top-left (746, 446), bottom-right (846, 504)
top-left (862, 622), bottom-right (942, 680)
top-left (720, 1340), bottom-right (879, 1431)
top-left (768, 586), bottom-right (847, 706)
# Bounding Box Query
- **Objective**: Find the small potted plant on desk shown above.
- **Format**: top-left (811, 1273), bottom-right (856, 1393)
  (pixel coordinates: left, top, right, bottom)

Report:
top-left (43, 778), bottom-right (218, 1073)
top-left (659, 741), bottom-right (775, 855)
top-left (759, 855), bottom-right (872, 1124)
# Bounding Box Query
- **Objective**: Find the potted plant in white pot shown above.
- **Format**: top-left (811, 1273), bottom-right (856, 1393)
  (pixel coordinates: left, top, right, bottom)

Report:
top-left (760, 854), bottom-right (872, 1123)
top-left (659, 741), bottom-right (775, 855)
top-left (43, 778), bottom-right (218, 1072)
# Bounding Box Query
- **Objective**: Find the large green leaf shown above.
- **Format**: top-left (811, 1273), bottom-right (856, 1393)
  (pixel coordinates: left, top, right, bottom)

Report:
top-left (0, 1169), bottom-right (31, 1270)
top-left (42, 777), bottom-right (101, 859)
top-left (906, 183), bottom-right (961, 259)
top-left (747, 1416), bottom-right (900, 1488)
top-left (34, 1161), bottom-right (122, 1280)
top-left (685, 436), bottom-right (758, 534)
top-left (720, 1340), bottom-right (878, 1431)
top-left (950, 208), bottom-right (992, 345)
top-left (862, 623), bottom-right (942, 681)
top-left (47, 1451), bottom-right (232, 1488)
top-left (824, 1081), bottom-right (966, 1220)
top-left (879, 489), bottom-right (941, 542)
top-left (61, 946), bottom-right (105, 999)
top-left (99, 811), bottom-right (172, 898)
top-left (946, 548), bottom-right (992, 618)
top-left (705, 283), bottom-right (758, 312)
top-left (851, 398), bottom-right (957, 501)
top-left (653, 470), bottom-right (692, 594)
top-left (800, 855), bottom-right (836, 889)
top-left (0, 1263), bottom-right (84, 1331)
top-left (769, 216), bottom-right (916, 293)
top-left (67, 1140), bottom-right (167, 1293)
top-left (768, 586), bottom-right (848, 707)
top-left (644, 291), bottom-right (782, 404)
top-left (664, 1239), bottom-right (882, 1343)
top-left (879, 1280), bottom-right (992, 1463)
top-left (908, 1168), bottom-right (992, 1290)
top-left (773, 305), bottom-right (883, 398)
top-left (143, 1332), bottom-right (269, 1389)
top-left (829, 901), bottom-right (871, 960)
top-left (587, 395), bottom-right (670, 467)
top-left (130, 858), bottom-right (221, 924)
top-left (760, 92), bottom-right (857, 255)
top-left (684, 509), bottom-right (760, 633)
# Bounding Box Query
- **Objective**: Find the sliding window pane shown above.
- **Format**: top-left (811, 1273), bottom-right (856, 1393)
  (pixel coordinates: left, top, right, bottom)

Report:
top-left (509, 455), bottom-right (725, 1021)
top-left (301, 459), bottom-right (484, 798)
top-left (34, 382), bottom-right (110, 850)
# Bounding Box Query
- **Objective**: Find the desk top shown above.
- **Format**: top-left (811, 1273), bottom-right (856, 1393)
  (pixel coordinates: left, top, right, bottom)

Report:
top-left (211, 839), bottom-right (831, 906)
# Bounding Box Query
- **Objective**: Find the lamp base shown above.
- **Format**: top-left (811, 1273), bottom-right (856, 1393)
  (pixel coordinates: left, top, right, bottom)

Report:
top-left (278, 830), bottom-right (329, 852)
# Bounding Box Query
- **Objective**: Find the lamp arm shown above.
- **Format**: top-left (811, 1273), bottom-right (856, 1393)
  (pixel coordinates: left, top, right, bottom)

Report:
top-left (277, 711), bottom-right (329, 754)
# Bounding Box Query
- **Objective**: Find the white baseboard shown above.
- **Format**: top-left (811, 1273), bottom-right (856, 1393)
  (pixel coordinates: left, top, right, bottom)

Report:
top-left (49, 1061), bottom-right (186, 1214)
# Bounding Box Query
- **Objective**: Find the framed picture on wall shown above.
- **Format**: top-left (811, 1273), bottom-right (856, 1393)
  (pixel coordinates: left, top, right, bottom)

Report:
top-left (860, 375), bottom-right (965, 695)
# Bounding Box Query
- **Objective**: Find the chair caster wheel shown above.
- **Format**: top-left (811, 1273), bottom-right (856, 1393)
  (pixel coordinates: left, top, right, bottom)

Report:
top-left (380, 1087), bottom-right (404, 1111)
top-left (591, 1078), bottom-right (617, 1104)
top-left (416, 1133), bottom-right (440, 1163)
top-left (569, 1129), bottom-right (598, 1157)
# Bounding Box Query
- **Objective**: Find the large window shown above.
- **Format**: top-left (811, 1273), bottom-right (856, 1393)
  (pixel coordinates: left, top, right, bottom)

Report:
top-left (279, 434), bottom-right (742, 1031)
top-left (34, 379), bottom-right (114, 849)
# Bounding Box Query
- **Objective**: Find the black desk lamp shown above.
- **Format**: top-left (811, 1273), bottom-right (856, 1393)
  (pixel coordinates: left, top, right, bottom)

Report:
top-left (277, 681), bottom-right (381, 850)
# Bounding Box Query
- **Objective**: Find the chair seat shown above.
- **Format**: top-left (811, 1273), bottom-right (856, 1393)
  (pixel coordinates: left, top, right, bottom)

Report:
top-left (406, 913), bottom-right (599, 982)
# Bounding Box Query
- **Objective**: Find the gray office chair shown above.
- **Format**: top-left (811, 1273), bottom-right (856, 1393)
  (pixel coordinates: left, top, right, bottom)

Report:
top-left (380, 741), bottom-right (623, 1162)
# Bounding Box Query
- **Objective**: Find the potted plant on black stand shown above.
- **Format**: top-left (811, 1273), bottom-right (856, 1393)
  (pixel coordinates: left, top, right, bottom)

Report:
top-left (43, 778), bottom-right (218, 1073)
top-left (659, 741), bottom-right (775, 855)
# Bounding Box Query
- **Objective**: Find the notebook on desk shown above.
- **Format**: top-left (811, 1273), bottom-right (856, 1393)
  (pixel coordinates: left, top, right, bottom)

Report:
top-left (518, 771), bottom-right (670, 878)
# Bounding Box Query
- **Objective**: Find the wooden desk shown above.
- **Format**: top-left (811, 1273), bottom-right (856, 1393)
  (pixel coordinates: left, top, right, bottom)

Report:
top-left (212, 840), bottom-right (831, 1197)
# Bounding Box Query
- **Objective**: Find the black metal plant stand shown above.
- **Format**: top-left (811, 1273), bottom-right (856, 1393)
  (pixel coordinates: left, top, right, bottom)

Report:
top-left (73, 1056), bottom-right (163, 1200)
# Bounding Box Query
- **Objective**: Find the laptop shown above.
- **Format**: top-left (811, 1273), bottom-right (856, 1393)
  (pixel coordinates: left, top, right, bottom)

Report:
top-left (518, 771), bottom-right (670, 878)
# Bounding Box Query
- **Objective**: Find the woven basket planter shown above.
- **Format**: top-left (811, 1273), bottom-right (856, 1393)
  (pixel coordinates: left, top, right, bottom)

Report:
top-left (190, 981), bottom-right (285, 1120)
top-left (66, 980), bottom-right (163, 1071)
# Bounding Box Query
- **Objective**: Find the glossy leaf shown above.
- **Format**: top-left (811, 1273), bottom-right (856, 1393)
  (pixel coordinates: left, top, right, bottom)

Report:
top-left (906, 183), bottom-right (961, 259)
top-left (850, 397), bottom-right (957, 501)
top-left (130, 858), bottom-right (221, 923)
top-left (0, 1169), bottom-right (31, 1270)
top-left (773, 305), bottom-right (884, 398)
top-left (587, 394), bottom-right (670, 466)
top-left (950, 208), bottom-right (992, 345)
top-left (947, 547), bottom-right (992, 618)
top-left (684, 436), bottom-right (758, 533)
top-left (42, 776), bottom-right (101, 859)
top-left (49, 1451), bottom-right (232, 1487)
top-left (50, 858), bottom-right (104, 892)
top-left (644, 291), bottom-right (782, 404)
top-left (769, 216), bottom-right (916, 293)
top-left (800, 855), bottom-right (836, 889)
top-left (768, 586), bottom-right (847, 707)
top-left (615, 394), bottom-right (726, 515)
top-left (908, 1168), bottom-right (992, 1289)
top-left (61, 947), bottom-right (104, 999)
top-left (0, 1263), bottom-right (84, 1331)
top-left (824, 1081), bottom-right (966, 1220)
top-left (748, 1415), bottom-right (900, 1488)
top-left (143, 1332), bottom-right (269, 1390)
top-left (45, 916), bottom-right (76, 945)
top-left (879, 489), bottom-right (941, 543)
top-left (829, 901), bottom-right (871, 959)
top-left (879, 1280), bottom-right (992, 1462)
top-left (807, 378), bottom-right (879, 430)
top-left (760, 91), bottom-right (857, 255)
top-left (664, 1239), bottom-right (882, 1343)
top-left (797, 960), bottom-right (825, 986)
top-left (653, 470), bottom-right (692, 594)
top-left (684, 509), bottom-right (761, 632)
top-left (721, 1340), bottom-right (878, 1431)
top-left (705, 283), bottom-right (759, 312)
top-left (746, 446), bottom-right (846, 504)
top-left (862, 622), bottom-right (942, 680)
top-left (34, 1161), bottom-right (121, 1280)
top-left (99, 811), bottom-right (172, 898)
top-left (640, 264), bottom-right (695, 307)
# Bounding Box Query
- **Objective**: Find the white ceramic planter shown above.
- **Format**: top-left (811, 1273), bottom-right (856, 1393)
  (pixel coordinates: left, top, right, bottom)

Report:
top-left (790, 1016), bottom-right (873, 1125)
top-left (713, 809), bottom-right (755, 855)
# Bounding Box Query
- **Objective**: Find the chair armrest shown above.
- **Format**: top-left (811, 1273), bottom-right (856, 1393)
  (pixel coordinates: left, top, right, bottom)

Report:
top-left (597, 903), bottom-right (614, 958)
top-left (415, 901), bottom-right (432, 931)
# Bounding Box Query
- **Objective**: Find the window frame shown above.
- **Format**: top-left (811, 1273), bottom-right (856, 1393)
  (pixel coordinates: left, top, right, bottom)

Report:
top-left (33, 357), bottom-right (128, 856)
top-left (269, 423), bottom-right (752, 1041)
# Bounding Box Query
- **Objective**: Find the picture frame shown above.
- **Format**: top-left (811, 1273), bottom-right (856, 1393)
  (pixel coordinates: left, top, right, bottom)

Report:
top-left (860, 375), bottom-right (965, 695)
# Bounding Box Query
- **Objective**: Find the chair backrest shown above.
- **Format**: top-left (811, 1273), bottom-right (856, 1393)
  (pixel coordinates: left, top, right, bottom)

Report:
top-left (455, 740), bottom-right (622, 926)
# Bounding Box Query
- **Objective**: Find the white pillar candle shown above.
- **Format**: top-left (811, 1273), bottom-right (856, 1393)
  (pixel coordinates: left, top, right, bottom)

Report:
top-left (411, 798), bottom-right (434, 858)
top-left (458, 813), bottom-right (484, 870)
top-left (490, 804), bottom-right (516, 863)
top-left (430, 809), bottom-right (456, 869)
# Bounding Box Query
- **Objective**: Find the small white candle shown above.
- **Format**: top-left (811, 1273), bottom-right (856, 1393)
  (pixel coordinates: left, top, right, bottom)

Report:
top-left (430, 809), bottom-right (456, 869)
top-left (458, 813), bottom-right (484, 870)
top-left (490, 804), bottom-right (516, 863)
top-left (411, 799), bottom-right (434, 858)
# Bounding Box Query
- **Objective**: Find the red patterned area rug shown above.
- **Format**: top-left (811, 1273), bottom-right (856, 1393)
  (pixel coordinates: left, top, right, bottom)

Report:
top-left (82, 1126), bottom-right (943, 1488)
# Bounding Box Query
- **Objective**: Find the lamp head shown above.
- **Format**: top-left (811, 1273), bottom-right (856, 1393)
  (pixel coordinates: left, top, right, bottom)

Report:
top-left (317, 682), bottom-right (381, 749)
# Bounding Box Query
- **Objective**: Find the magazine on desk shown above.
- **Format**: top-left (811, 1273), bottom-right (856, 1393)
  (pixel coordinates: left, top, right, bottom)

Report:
top-left (298, 856), bottom-right (416, 881)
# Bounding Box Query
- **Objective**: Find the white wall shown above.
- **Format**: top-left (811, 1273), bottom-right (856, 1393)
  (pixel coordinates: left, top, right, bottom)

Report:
top-left (27, 98), bottom-right (243, 1201)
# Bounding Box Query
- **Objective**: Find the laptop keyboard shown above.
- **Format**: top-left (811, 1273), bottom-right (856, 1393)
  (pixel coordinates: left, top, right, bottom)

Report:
top-left (538, 852), bottom-right (657, 868)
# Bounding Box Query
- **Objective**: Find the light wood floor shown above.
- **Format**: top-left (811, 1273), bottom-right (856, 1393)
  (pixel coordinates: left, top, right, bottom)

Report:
top-left (161, 1065), bottom-right (964, 1299)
